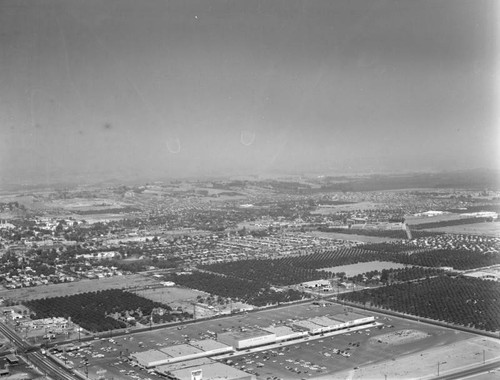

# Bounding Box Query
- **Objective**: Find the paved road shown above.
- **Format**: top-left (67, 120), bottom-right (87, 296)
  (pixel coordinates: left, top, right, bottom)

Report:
top-left (433, 360), bottom-right (500, 380)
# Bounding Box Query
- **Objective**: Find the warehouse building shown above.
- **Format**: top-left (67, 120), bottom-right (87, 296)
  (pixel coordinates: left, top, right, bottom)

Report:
top-left (217, 329), bottom-right (276, 350)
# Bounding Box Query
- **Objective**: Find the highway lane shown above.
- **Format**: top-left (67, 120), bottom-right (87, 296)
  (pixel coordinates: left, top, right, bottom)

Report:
top-left (433, 360), bottom-right (500, 380)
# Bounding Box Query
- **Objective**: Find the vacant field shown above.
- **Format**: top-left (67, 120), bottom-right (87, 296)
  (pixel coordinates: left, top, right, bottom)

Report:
top-left (133, 286), bottom-right (207, 311)
top-left (308, 231), bottom-right (399, 243)
top-left (423, 222), bottom-right (500, 236)
top-left (321, 261), bottom-right (409, 277)
top-left (406, 213), bottom-right (466, 225)
top-left (327, 335), bottom-right (500, 380)
top-left (0, 274), bottom-right (159, 301)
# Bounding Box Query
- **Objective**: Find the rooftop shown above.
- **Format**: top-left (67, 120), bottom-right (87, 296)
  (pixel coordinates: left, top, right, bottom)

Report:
top-left (309, 316), bottom-right (341, 327)
top-left (292, 320), bottom-right (323, 331)
top-left (159, 344), bottom-right (203, 358)
top-left (330, 311), bottom-right (367, 323)
top-left (218, 328), bottom-right (273, 341)
top-left (156, 357), bottom-right (213, 372)
top-left (189, 339), bottom-right (231, 352)
top-left (261, 325), bottom-right (297, 337)
top-left (131, 349), bottom-right (170, 363)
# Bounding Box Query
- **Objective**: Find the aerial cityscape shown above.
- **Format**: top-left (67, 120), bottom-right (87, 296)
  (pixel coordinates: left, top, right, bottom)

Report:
top-left (1, 0), bottom-right (499, 379)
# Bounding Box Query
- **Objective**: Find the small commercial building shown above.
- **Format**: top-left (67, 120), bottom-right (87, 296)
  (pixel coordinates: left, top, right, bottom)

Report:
top-left (301, 279), bottom-right (331, 289)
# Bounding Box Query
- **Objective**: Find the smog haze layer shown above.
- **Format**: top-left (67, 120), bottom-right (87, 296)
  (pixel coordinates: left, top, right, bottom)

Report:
top-left (1, 0), bottom-right (498, 184)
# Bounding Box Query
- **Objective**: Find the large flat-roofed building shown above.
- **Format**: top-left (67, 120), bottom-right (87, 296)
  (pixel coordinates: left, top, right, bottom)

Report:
top-left (130, 349), bottom-right (171, 368)
top-left (156, 357), bottom-right (213, 374)
top-left (217, 329), bottom-right (276, 350)
top-left (159, 344), bottom-right (204, 359)
top-left (261, 325), bottom-right (307, 342)
top-left (291, 319), bottom-right (327, 335)
top-left (291, 313), bottom-right (376, 335)
top-left (130, 340), bottom-right (233, 368)
top-left (311, 316), bottom-right (351, 330)
top-left (330, 311), bottom-right (376, 326)
top-left (188, 339), bottom-right (233, 356)
top-left (160, 360), bottom-right (255, 380)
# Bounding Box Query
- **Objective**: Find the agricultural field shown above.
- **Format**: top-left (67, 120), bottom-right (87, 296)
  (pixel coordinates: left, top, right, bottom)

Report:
top-left (411, 217), bottom-right (492, 230)
top-left (204, 247), bottom-right (484, 287)
top-left (405, 213), bottom-right (467, 225)
top-left (0, 274), bottom-right (159, 301)
top-left (24, 289), bottom-right (187, 333)
top-left (171, 271), bottom-right (309, 307)
top-left (423, 221), bottom-right (500, 236)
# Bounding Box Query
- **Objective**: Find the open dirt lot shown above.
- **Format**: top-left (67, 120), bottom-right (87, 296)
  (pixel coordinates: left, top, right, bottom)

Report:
top-left (0, 274), bottom-right (159, 301)
top-left (133, 286), bottom-right (207, 311)
top-left (327, 335), bottom-right (500, 380)
top-left (321, 261), bottom-right (408, 277)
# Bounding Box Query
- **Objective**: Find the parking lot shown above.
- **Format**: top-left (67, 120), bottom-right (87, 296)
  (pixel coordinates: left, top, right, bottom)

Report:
top-left (52, 302), bottom-right (486, 380)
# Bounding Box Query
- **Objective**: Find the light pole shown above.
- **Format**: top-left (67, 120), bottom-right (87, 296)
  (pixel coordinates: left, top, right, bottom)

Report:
top-left (437, 361), bottom-right (445, 376)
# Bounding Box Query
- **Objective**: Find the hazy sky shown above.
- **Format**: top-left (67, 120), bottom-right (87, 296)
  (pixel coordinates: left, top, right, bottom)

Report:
top-left (1, 0), bottom-right (498, 183)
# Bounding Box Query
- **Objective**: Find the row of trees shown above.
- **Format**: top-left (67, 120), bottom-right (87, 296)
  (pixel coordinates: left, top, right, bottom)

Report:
top-left (204, 259), bottom-right (330, 286)
top-left (24, 289), bottom-right (172, 332)
top-left (396, 249), bottom-right (500, 270)
top-left (339, 276), bottom-right (500, 332)
top-left (172, 272), bottom-right (309, 307)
